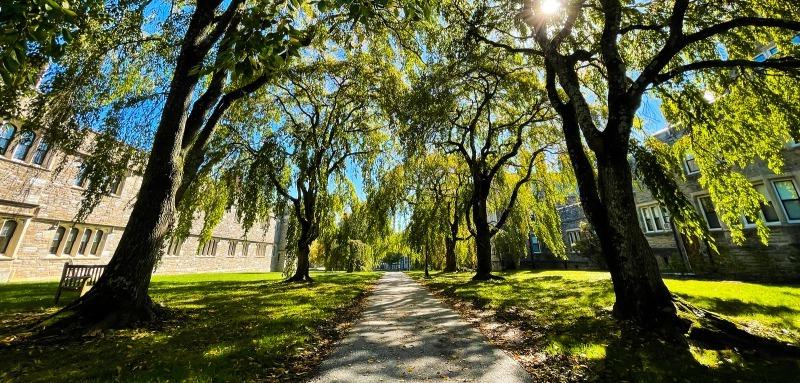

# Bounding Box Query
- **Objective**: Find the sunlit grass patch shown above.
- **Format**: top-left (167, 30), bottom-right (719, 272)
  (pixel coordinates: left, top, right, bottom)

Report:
top-left (410, 270), bottom-right (800, 382)
top-left (0, 271), bottom-right (381, 382)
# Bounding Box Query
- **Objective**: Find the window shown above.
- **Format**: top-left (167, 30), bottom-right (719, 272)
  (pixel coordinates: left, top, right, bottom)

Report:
top-left (0, 220), bottom-right (18, 255)
top-left (227, 241), bottom-right (237, 257)
top-left (685, 154), bottom-right (700, 175)
top-left (74, 164), bottom-right (88, 187)
top-left (166, 236), bottom-right (182, 256)
top-left (744, 184), bottom-right (781, 226)
top-left (108, 175), bottom-right (123, 195)
top-left (530, 235), bottom-right (541, 254)
top-left (63, 228), bottom-right (79, 254)
top-left (31, 140), bottom-right (49, 165)
top-left (565, 229), bottom-right (581, 252)
top-left (639, 205), bottom-right (670, 233)
top-left (242, 242), bottom-right (251, 257)
top-left (0, 123), bottom-right (15, 155)
top-left (697, 196), bottom-right (722, 229)
top-left (49, 226), bottom-right (66, 254)
top-left (198, 239), bottom-right (218, 257)
top-left (90, 230), bottom-right (103, 255)
top-left (78, 229), bottom-right (92, 255)
top-left (256, 243), bottom-right (267, 257)
top-left (12, 131), bottom-right (35, 160)
top-left (772, 179), bottom-right (800, 221)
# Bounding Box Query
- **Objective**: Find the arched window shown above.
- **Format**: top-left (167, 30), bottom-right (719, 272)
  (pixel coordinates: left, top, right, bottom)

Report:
top-left (78, 229), bottom-right (92, 255)
top-left (0, 220), bottom-right (18, 255)
top-left (63, 228), bottom-right (79, 254)
top-left (0, 123), bottom-right (15, 155)
top-left (49, 226), bottom-right (66, 254)
top-left (12, 131), bottom-right (35, 160)
top-left (90, 230), bottom-right (104, 255)
top-left (31, 140), bottom-right (50, 165)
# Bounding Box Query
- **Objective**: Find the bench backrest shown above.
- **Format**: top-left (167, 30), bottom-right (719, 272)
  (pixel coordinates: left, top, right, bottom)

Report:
top-left (59, 263), bottom-right (106, 288)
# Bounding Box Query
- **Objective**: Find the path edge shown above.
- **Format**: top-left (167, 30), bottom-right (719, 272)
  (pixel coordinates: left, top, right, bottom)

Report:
top-left (298, 273), bottom-right (383, 382)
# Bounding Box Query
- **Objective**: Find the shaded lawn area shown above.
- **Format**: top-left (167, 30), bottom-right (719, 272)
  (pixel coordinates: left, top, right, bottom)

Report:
top-left (0, 272), bottom-right (381, 382)
top-left (409, 270), bottom-right (800, 382)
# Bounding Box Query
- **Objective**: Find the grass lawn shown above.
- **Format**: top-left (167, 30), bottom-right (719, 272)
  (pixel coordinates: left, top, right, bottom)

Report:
top-left (409, 270), bottom-right (800, 382)
top-left (0, 272), bottom-right (381, 383)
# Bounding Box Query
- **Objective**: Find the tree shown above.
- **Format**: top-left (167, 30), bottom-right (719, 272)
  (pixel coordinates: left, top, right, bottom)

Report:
top-left (0, 0), bottom-right (106, 116)
top-left (408, 153), bottom-right (471, 272)
top-left (401, 38), bottom-right (561, 280)
top-left (36, 0), bottom-right (427, 333)
top-left (468, 0), bottom-right (800, 327)
top-left (230, 55), bottom-right (394, 281)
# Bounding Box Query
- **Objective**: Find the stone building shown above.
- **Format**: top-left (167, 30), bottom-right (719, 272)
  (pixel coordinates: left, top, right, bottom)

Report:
top-left (535, 127), bottom-right (800, 282)
top-left (631, 127), bottom-right (800, 281)
top-left (526, 197), bottom-right (594, 269)
top-left (0, 120), bottom-right (286, 282)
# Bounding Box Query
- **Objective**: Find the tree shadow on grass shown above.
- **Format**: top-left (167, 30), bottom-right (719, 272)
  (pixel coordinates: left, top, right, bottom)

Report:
top-left (0, 273), bottom-right (379, 382)
top-left (674, 294), bottom-right (800, 327)
top-left (418, 271), bottom-right (800, 382)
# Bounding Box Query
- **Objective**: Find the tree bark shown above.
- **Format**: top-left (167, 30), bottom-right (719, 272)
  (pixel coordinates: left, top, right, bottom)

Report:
top-left (424, 248), bottom-right (430, 278)
top-left (572, 137), bottom-right (677, 326)
top-left (40, 2), bottom-right (228, 334)
top-left (443, 237), bottom-right (457, 272)
top-left (471, 180), bottom-right (497, 280)
top-left (287, 222), bottom-right (313, 282)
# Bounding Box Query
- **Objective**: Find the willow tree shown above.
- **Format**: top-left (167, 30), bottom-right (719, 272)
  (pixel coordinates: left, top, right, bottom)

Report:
top-left (402, 37), bottom-right (562, 280)
top-left (35, 0), bottom-right (427, 333)
top-left (468, 0), bottom-right (800, 327)
top-left (230, 55), bottom-right (395, 282)
top-left (0, 0), bottom-right (107, 116)
top-left (490, 153), bottom-right (574, 270)
top-left (391, 153), bottom-right (470, 271)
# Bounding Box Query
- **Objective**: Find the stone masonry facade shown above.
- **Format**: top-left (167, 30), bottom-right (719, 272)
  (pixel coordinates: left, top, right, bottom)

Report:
top-left (631, 127), bottom-right (800, 281)
top-left (537, 127), bottom-right (800, 282)
top-left (0, 120), bottom-right (286, 282)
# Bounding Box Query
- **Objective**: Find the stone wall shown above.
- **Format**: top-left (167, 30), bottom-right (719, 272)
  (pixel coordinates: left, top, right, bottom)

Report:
top-left (0, 123), bottom-right (284, 282)
top-left (630, 128), bottom-right (800, 281)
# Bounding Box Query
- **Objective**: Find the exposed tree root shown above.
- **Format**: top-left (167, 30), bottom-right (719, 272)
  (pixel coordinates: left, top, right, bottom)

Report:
top-left (28, 293), bottom-right (167, 343)
top-left (674, 296), bottom-right (800, 357)
top-left (284, 274), bottom-right (314, 283)
top-left (471, 273), bottom-right (505, 281)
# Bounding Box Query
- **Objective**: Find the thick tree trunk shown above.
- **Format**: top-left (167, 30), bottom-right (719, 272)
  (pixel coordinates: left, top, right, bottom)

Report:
top-left (287, 224), bottom-right (313, 282)
top-left (443, 237), bottom-right (457, 272)
top-left (39, 4), bottom-right (229, 335)
top-left (50, 156), bottom-right (180, 329)
top-left (590, 151), bottom-right (677, 326)
top-left (472, 190), bottom-right (497, 280)
top-left (554, 98), bottom-right (679, 327)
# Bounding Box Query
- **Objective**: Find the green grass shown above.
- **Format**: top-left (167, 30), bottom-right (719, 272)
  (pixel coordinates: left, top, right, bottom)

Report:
top-left (409, 270), bottom-right (800, 382)
top-left (0, 272), bottom-right (381, 382)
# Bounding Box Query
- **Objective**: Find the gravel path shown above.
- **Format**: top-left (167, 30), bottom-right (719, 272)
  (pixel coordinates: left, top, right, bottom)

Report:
top-left (310, 272), bottom-right (530, 383)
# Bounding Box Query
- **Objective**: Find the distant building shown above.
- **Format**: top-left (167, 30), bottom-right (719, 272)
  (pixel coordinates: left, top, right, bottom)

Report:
top-left (534, 127), bottom-right (800, 281)
top-left (631, 127), bottom-right (800, 281)
top-left (525, 197), bottom-right (594, 270)
top-left (0, 119), bottom-right (287, 282)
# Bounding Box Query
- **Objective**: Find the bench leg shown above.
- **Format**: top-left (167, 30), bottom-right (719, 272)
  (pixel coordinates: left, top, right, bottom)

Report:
top-left (54, 287), bottom-right (62, 305)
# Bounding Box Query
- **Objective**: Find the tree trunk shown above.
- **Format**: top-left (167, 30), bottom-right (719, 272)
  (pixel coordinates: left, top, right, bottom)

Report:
top-left (443, 237), bottom-right (457, 272)
top-left (287, 223), bottom-right (313, 282)
top-left (471, 187), bottom-right (497, 280)
top-left (40, 4), bottom-right (225, 334)
top-left (591, 151), bottom-right (677, 326)
top-left (424, 248), bottom-right (430, 278)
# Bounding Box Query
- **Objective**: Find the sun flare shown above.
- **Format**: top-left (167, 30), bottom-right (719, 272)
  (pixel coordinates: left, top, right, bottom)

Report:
top-left (540, 0), bottom-right (562, 14)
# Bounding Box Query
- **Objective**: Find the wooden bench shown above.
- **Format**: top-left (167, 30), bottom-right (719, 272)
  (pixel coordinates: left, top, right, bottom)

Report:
top-left (55, 262), bottom-right (106, 304)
